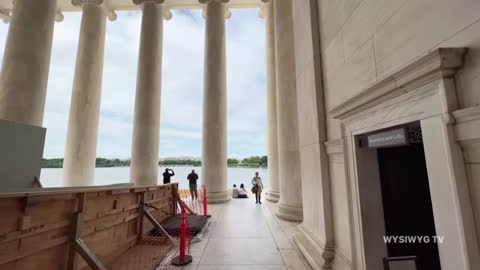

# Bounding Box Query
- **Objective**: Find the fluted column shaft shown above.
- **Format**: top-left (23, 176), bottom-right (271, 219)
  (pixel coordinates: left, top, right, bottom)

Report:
top-left (202, 0), bottom-right (230, 203)
top-left (63, 3), bottom-right (107, 186)
top-left (275, 0), bottom-right (303, 221)
top-left (130, 1), bottom-right (165, 186)
top-left (264, 0), bottom-right (280, 203)
top-left (0, 0), bottom-right (57, 126)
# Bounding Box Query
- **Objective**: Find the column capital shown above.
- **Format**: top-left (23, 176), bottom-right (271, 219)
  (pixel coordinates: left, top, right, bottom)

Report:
top-left (258, 0), bottom-right (271, 18)
top-left (72, 0), bottom-right (104, 6)
top-left (56, 10), bottom-right (65, 22)
top-left (0, 9), bottom-right (11, 23)
top-left (200, 0), bottom-right (232, 19)
top-left (198, 0), bottom-right (230, 4)
top-left (258, 5), bottom-right (265, 18)
top-left (203, 7), bottom-right (232, 19)
top-left (133, 0), bottom-right (172, 20)
top-left (1, 8), bottom-right (64, 23)
top-left (133, 0), bottom-right (164, 4)
top-left (72, 0), bottom-right (118, 21)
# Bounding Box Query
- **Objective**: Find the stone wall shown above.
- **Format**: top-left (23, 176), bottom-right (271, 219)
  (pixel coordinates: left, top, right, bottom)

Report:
top-left (320, 0), bottom-right (480, 139)
top-left (292, 0), bottom-right (480, 269)
top-left (291, 0), bottom-right (340, 269)
top-left (319, 1), bottom-right (480, 268)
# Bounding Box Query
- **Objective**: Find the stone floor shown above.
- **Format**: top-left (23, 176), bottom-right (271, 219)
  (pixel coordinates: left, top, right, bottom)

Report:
top-left (182, 196), bottom-right (312, 270)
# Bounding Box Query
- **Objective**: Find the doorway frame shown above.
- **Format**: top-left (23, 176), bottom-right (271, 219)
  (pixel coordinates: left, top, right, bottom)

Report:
top-left (330, 48), bottom-right (480, 270)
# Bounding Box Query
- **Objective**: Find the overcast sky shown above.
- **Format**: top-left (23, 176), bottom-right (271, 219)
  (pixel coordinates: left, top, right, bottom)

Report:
top-left (0, 9), bottom-right (267, 159)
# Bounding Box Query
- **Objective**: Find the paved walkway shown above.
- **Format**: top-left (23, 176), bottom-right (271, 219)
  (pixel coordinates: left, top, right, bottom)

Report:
top-left (184, 197), bottom-right (312, 270)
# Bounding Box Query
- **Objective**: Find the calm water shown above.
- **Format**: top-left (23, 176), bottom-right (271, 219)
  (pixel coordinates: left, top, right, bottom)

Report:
top-left (40, 166), bottom-right (269, 190)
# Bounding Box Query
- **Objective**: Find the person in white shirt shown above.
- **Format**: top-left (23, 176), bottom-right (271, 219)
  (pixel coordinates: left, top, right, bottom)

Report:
top-left (252, 172), bottom-right (264, 204)
top-left (232, 184), bottom-right (239, 198)
top-left (238, 183), bottom-right (248, 198)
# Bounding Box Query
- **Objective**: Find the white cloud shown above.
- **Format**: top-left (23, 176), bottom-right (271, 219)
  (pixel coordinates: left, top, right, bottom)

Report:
top-left (0, 8), bottom-right (267, 159)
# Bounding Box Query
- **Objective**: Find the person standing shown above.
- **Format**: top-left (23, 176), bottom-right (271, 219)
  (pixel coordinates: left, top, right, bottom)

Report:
top-left (252, 172), bottom-right (264, 204)
top-left (187, 170), bottom-right (199, 200)
top-left (162, 168), bottom-right (175, 184)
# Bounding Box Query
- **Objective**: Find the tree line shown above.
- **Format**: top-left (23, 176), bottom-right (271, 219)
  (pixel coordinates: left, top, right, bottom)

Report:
top-left (227, 156), bottom-right (267, 167)
top-left (42, 156), bottom-right (268, 168)
top-left (42, 158), bottom-right (130, 168)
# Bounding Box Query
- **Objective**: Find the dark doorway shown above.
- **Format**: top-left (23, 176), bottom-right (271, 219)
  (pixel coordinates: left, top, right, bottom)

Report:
top-left (377, 131), bottom-right (441, 270)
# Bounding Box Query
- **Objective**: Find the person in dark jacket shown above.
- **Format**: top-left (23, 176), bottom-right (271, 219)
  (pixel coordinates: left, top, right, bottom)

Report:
top-left (162, 168), bottom-right (175, 184)
top-left (187, 170), bottom-right (199, 200)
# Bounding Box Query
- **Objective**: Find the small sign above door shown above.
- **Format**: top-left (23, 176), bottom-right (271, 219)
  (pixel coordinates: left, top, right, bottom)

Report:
top-left (368, 128), bottom-right (408, 148)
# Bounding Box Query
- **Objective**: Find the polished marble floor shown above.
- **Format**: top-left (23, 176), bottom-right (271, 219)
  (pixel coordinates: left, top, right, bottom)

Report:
top-left (180, 196), bottom-right (312, 270)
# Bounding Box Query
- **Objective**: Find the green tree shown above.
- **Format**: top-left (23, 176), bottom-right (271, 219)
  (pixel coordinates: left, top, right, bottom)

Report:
top-left (158, 159), bottom-right (201, 167)
top-left (239, 156), bottom-right (263, 167)
top-left (42, 158), bottom-right (63, 168)
top-left (260, 155), bottom-right (268, 167)
top-left (227, 158), bottom-right (239, 166)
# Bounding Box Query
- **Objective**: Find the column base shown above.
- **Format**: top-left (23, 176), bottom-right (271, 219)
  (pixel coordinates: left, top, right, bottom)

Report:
top-left (207, 191), bottom-right (231, 204)
top-left (266, 190), bottom-right (280, 202)
top-left (293, 224), bottom-right (335, 270)
top-left (275, 202), bottom-right (303, 221)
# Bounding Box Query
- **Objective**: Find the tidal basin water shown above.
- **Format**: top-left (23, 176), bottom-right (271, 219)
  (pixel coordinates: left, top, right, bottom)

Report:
top-left (40, 166), bottom-right (269, 190)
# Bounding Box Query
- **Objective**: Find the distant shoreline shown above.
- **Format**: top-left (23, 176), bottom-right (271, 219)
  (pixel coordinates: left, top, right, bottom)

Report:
top-left (42, 165), bottom-right (268, 169)
top-left (42, 156), bottom-right (268, 169)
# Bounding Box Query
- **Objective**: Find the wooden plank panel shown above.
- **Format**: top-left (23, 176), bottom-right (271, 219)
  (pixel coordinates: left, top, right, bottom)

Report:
top-left (25, 198), bottom-right (75, 230)
top-left (75, 239), bottom-right (107, 270)
top-left (0, 184), bottom-right (178, 269)
top-left (0, 261), bottom-right (16, 270)
top-left (0, 239), bottom-right (19, 265)
top-left (15, 243), bottom-right (69, 270)
top-left (0, 198), bottom-right (22, 236)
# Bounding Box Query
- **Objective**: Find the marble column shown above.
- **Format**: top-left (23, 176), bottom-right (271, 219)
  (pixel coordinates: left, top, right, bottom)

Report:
top-left (264, 0), bottom-right (280, 203)
top-left (130, 0), bottom-right (168, 186)
top-left (63, 1), bottom-right (107, 187)
top-left (0, 0), bottom-right (57, 126)
top-left (274, 0), bottom-right (303, 221)
top-left (201, 0), bottom-right (230, 203)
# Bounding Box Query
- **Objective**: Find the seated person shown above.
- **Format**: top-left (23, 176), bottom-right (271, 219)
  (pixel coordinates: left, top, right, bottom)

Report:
top-left (238, 183), bottom-right (248, 198)
top-left (232, 184), bottom-right (239, 198)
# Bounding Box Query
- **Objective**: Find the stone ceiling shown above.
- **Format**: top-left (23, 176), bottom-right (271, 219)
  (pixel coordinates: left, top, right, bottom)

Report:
top-left (0, 0), bottom-right (262, 12)
top-left (0, 0), bottom-right (263, 22)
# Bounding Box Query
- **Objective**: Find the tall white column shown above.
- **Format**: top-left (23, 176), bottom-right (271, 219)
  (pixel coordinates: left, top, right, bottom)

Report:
top-left (264, 0), bottom-right (280, 203)
top-left (275, 0), bottom-right (303, 221)
top-left (63, 1), bottom-right (107, 187)
top-left (0, 0), bottom-right (57, 126)
top-left (130, 0), bottom-right (169, 186)
top-left (201, 0), bottom-right (230, 203)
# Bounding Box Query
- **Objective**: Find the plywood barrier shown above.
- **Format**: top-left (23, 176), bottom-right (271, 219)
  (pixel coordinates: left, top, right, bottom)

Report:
top-left (0, 183), bottom-right (178, 270)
